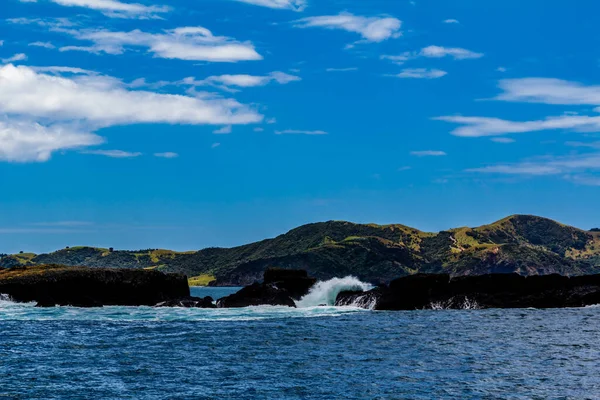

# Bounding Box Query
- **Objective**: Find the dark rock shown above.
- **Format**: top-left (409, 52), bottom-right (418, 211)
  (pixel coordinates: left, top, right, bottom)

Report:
top-left (0, 265), bottom-right (189, 307)
top-left (336, 273), bottom-right (600, 310)
top-left (263, 268), bottom-right (317, 299)
top-left (335, 288), bottom-right (383, 309)
top-left (35, 297), bottom-right (56, 308)
top-left (156, 296), bottom-right (216, 308)
top-left (216, 282), bottom-right (296, 308)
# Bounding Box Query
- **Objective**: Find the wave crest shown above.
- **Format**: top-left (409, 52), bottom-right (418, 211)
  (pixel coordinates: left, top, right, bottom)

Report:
top-left (295, 276), bottom-right (373, 308)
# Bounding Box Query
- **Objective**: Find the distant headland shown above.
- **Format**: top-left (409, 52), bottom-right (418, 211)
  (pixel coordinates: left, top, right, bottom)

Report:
top-left (1, 215), bottom-right (599, 287)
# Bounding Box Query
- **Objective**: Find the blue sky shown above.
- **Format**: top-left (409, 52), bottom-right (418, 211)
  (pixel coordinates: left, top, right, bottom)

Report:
top-left (1, 0), bottom-right (599, 253)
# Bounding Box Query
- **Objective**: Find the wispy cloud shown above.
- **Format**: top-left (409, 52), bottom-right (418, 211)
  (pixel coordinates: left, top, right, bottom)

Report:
top-left (29, 41), bottom-right (55, 49)
top-left (1, 53), bottom-right (28, 63)
top-left (183, 71), bottom-right (300, 91)
top-left (443, 19), bottom-right (460, 24)
top-left (213, 125), bottom-right (232, 134)
top-left (566, 141), bottom-right (600, 149)
top-left (490, 137), bottom-right (515, 144)
top-left (59, 26), bottom-right (262, 62)
top-left (382, 45), bottom-right (483, 65)
top-left (325, 67), bottom-right (358, 72)
top-left (294, 13), bottom-right (402, 43)
top-left (410, 150), bottom-right (447, 156)
top-left (496, 77), bottom-right (600, 106)
top-left (232, 0), bottom-right (306, 11)
top-left (393, 68), bottom-right (447, 79)
top-left (29, 221), bottom-right (93, 227)
top-left (419, 45), bottom-right (483, 60)
top-left (82, 149), bottom-right (142, 158)
top-left (275, 129), bottom-right (328, 135)
top-left (31, 65), bottom-right (96, 75)
top-left (211, 142), bottom-right (221, 148)
top-left (435, 115), bottom-right (600, 137)
top-left (29, 0), bottom-right (170, 19)
top-left (154, 152), bottom-right (178, 158)
top-left (467, 153), bottom-right (600, 186)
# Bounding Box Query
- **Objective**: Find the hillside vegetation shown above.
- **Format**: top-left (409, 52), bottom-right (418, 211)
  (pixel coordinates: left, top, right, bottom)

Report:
top-left (2, 215), bottom-right (600, 285)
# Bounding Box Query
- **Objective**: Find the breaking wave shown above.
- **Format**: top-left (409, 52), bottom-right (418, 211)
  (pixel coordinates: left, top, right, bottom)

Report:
top-left (295, 276), bottom-right (373, 308)
top-left (429, 297), bottom-right (480, 310)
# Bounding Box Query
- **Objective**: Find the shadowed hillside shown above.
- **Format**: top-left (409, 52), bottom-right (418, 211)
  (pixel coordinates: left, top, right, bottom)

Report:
top-left (2, 215), bottom-right (600, 285)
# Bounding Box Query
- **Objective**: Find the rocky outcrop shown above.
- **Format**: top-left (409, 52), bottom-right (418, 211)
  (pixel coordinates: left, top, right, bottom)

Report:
top-left (263, 268), bottom-right (317, 299)
top-left (216, 268), bottom-right (317, 308)
top-left (335, 273), bottom-right (600, 310)
top-left (0, 265), bottom-right (189, 307)
top-left (216, 282), bottom-right (296, 308)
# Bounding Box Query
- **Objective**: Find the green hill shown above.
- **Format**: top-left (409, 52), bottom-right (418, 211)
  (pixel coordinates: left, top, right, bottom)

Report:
top-left (2, 215), bottom-right (600, 285)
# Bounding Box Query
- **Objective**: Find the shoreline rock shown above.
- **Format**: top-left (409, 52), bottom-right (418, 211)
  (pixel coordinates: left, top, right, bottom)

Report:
top-left (216, 268), bottom-right (317, 308)
top-left (0, 265), bottom-right (189, 307)
top-left (335, 273), bottom-right (600, 310)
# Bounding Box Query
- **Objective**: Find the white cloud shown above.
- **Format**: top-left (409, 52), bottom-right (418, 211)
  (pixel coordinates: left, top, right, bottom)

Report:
top-left (0, 119), bottom-right (102, 162)
top-left (266, 118), bottom-right (276, 124)
top-left (326, 67), bottom-right (358, 72)
top-left (213, 125), bottom-right (232, 134)
top-left (275, 129), bottom-right (327, 135)
top-left (393, 68), bottom-right (447, 79)
top-left (60, 27), bottom-right (262, 62)
top-left (0, 64), bottom-right (261, 126)
top-left (211, 142), bottom-right (221, 148)
top-left (253, 127), bottom-right (264, 132)
top-left (496, 67), bottom-right (507, 72)
top-left (154, 152), bottom-right (178, 158)
top-left (490, 137), bottom-right (515, 144)
top-left (1, 53), bottom-right (28, 63)
top-left (82, 149), bottom-right (142, 158)
top-left (443, 19), bottom-right (460, 24)
top-left (419, 45), bottom-right (483, 60)
top-left (29, 41), bottom-right (55, 49)
top-left (435, 115), bottom-right (600, 137)
top-left (42, 0), bottom-right (169, 19)
top-left (496, 78), bottom-right (600, 106)
top-left (410, 150), bottom-right (447, 156)
top-left (232, 0), bottom-right (306, 11)
top-left (185, 71), bottom-right (300, 90)
top-left (0, 64), bottom-right (262, 162)
top-left (294, 13), bottom-right (402, 43)
top-left (0, 41), bottom-right (4, 47)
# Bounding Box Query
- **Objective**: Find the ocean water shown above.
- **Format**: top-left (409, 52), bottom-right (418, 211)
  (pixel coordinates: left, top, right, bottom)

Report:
top-left (1, 280), bottom-right (600, 399)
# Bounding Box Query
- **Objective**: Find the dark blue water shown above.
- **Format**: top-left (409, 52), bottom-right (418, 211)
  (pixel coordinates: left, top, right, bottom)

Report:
top-left (1, 287), bottom-right (600, 399)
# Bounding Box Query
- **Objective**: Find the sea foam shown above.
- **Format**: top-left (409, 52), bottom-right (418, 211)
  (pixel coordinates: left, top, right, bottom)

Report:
top-left (295, 276), bottom-right (373, 308)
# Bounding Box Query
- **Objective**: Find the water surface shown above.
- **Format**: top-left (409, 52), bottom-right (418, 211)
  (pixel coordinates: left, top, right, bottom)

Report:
top-left (1, 284), bottom-right (599, 399)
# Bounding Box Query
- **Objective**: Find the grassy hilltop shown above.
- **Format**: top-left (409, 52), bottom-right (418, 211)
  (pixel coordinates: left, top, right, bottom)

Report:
top-left (2, 215), bottom-right (600, 285)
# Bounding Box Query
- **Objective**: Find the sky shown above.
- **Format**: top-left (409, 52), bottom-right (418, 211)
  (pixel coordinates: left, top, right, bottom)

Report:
top-left (1, 0), bottom-right (600, 253)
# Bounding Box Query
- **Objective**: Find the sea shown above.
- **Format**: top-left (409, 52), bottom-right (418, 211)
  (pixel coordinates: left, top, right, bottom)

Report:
top-left (1, 277), bottom-right (599, 399)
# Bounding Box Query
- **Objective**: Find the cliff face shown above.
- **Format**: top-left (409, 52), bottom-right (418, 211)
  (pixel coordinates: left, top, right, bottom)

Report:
top-left (0, 265), bottom-right (189, 307)
top-left (2, 215), bottom-right (600, 285)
